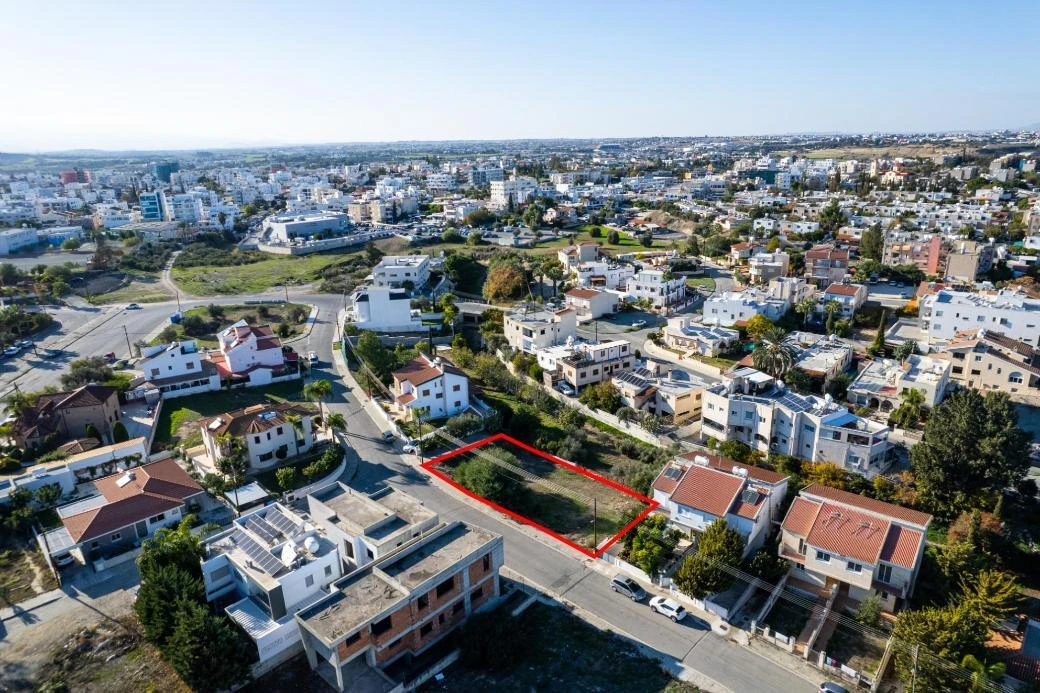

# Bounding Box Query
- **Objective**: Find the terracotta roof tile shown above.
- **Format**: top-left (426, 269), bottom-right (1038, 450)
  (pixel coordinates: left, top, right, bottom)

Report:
top-left (669, 465), bottom-right (744, 518)
top-left (678, 452), bottom-right (788, 484)
top-left (824, 284), bottom-right (863, 296)
top-left (879, 525), bottom-right (923, 570)
top-left (801, 484), bottom-right (932, 527)
top-left (805, 502), bottom-right (891, 565)
top-left (782, 497), bottom-right (821, 536)
top-left (566, 288), bottom-right (602, 300)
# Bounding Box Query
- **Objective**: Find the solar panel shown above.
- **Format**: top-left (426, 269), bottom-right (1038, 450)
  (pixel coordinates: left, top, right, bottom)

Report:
top-left (741, 489), bottom-right (761, 505)
top-left (246, 517), bottom-right (280, 545)
top-left (779, 392), bottom-right (810, 413)
top-left (265, 508), bottom-right (298, 535)
top-left (663, 466), bottom-right (683, 480)
top-left (231, 530), bottom-right (284, 576)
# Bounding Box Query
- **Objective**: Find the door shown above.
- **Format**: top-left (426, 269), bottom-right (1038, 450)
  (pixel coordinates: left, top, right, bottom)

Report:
top-left (135, 521), bottom-right (148, 538)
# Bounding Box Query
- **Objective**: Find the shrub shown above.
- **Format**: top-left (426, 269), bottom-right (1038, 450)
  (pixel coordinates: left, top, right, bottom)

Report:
top-left (445, 413), bottom-right (483, 439)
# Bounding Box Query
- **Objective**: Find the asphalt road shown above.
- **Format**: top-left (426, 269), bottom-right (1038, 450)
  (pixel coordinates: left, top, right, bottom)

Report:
top-left (325, 343), bottom-right (815, 693)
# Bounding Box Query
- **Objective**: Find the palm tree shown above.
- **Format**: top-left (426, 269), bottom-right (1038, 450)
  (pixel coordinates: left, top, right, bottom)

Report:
top-left (324, 412), bottom-right (346, 436)
top-left (891, 387), bottom-right (925, 429)
top-left (823, 299), bottom-right (842, 335)
top-left (303, 379), bottom-right (333, 419)
top-left (284, 414), bottom-right (304, 455)
top-left (215, 435), bottom-right (249, 514)
top-left (751, 327), bottom-right (797, 380)
top-left (795, 297), bottom-right (816, 326)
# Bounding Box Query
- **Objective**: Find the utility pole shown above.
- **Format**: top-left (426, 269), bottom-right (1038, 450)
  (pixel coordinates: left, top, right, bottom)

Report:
top-left (175, 291), bottom-right (181, 312)
top-left (910, 643), bottom-right (920, 693)
top-left (592, 498), bottom-right (598, 549)
top-left (122, 325), bottom-right (133, 358)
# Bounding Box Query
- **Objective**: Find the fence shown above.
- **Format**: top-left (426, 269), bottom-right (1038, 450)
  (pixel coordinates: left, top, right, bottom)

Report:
top-left (803, 583), bottom-right (839, 659)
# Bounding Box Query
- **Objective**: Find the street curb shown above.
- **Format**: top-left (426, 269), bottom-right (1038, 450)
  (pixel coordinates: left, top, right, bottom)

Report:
top-left (284, 305), bottom-right (320, 345)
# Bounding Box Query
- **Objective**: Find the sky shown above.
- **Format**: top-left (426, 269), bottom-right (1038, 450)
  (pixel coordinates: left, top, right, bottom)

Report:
top-left (2, 0), bottom-right (1039, 152)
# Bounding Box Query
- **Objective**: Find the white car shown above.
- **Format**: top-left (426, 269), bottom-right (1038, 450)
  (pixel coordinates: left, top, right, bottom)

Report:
top-left (53, 553), bottom-right (76, 567)
top-left (649, 596), bottom-right (687, 622)
top-left (307, 351), bottom-right (318, 363)
top-left (631, 319), bottom-right (647, 329)
top-left (557, 382), bottom-right (575, 396)
top-left (125, 303), bottom-right (140, 310)
top-left (403, 440), bottom-right (421, 455)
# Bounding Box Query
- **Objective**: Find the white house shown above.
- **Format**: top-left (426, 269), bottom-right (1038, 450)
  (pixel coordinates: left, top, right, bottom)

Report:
top-left (348, 286), bottom-right (421, 332)
top-left (626, 269), bottom-right (686, 308)
top-left (702, 277), bottom-right (813, 327)
top-left (201, 503), bottom-right (344, 664)
top-left (652, 453), bottom-right (789, 556)
top-left (573, 261), bottom-right (635, 290)
top-left (371, 255), bottom-right (431, 290)
top-left (818, 283), bottom-right (868, 319)
top-left (504, 307), bottom-right (578, 353)
top-left (128, 340), bottom-right (220, 402)
top-left (209, 320), bottom-right (299, 387)
top-left (0, 227), bottom-right (39, 255)
top-left (558, 243), bottom-right (600, 268)
top-left (390, 353), bottom-right (470, 420)
top-left (564, 287), bottom-right (618, 319)
top-left (199, 403), bottom-right (317, 470)
top-left (662, 317), bottom-right (739, 356)
top-left (847, 354), bottom-right (951, 411)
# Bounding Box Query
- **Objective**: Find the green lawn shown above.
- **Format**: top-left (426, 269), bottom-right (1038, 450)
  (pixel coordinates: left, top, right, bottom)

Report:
top-left (685, 275), bottom-right (716, 291)
top-left (152, 381), bottom-right (310, 451)
top-left (435, 601), bottom-right (700, 693)
top-left (154, 302), bottom-right (310, 347)
top-left (171, 253), bottom-right (357, 295)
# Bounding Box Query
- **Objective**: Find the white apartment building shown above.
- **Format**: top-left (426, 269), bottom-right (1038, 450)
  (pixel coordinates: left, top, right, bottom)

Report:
top-left (920, 288), bottom-right (1040, 346)
top-left (563, 288), bottom-right (618, 319)
top-left (504, 307), bottom-right (578, 353)
top-left (165, 193), bottom-right (204, 223)
top-left (573, 261), bottom-right (635, 290)
top-left (201, 503), bottom-right (344, 664)
top-left (0, 227), bottom-right (40, 255)
top-left (662, 317), bottom-right (739, 357)
top-left (390, 353), bottom-right (470, 420)
top-left (701, 368), bottom-right (892, 478)
top-left (127, 340), bottom-right (220, 402)
top-left (626, 269), bottom-right (686, 308)
top-left (702, 278), bottom-right (814, 327)
top-left (489, 177), bottom-right (538, 210)
top-left (199, 402), bottom-right (317, 470)
top-left (748, 251), bottom-right (789, 284)
top-left (307, 484), bottom-right (439, 571)
top-left (348, 286), bottom-right (421, 332)
top-left (371, 255), bottom-right (431, 290)
top-left (653, 453), bottom-right (789, 555)
top-left (847, 354), bottom-right (951, 411)
top-left (536, 338), bottom-right (634, 392)
top-left (425, 173), bottom-right (457, 192)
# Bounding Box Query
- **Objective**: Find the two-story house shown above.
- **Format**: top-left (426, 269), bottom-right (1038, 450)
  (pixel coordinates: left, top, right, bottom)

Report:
top-left (662, 317), bottom-right (739, 357)
top-left (564, 287), bottom-right (618, 319)
top-left (779, 484), bottom-right (932, 611)
top-left (209, 319), bottom-right (299, 387)
top-left (390, 353), bottom-right (470, 420)
top-left (818, 283), bottom-right (868, 319)
top-left (503, 307), bottom-right (578, 353)
top-left (12, 385), bottom-right (121, 450)
top-left (295, 521), bottom-right (503, 692)
top-left (626, 269), bottom-right (686, 308)
top-left (847, 354), bottom-right (951, 411)
top-left (201, 502), bottom-right (344, 664)
top-left (537, 339), bottom-right (633, 392)
top-left (199, 402), bottom-right (317, 470)
top-left (612, 365), bottom-right (707, 425)
top-left (652, 453), bottom-right (789, 555)
top-left (933, 328), bottom-right (1040, 397)
top-left (804, 244), bottom-right (849, 288)
top-left (128, 340), bottom-right (220, 402)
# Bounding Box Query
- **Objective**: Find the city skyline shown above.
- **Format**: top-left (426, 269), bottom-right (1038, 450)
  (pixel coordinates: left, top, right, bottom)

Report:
top-left (3, 0), bottom-right (1039, 151)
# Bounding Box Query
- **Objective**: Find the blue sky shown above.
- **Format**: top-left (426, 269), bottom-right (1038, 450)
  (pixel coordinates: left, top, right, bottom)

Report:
top-left (2, 0), bottom-right (1038, 151)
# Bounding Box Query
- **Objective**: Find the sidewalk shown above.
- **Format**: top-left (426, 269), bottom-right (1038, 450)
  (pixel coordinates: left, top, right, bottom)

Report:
top-left (330, 343), bottom-right (398, 439)
top-left (284, 304), bottom-right (320, 346)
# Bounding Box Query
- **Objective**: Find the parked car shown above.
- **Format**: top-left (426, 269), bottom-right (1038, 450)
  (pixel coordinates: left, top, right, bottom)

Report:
top-left (380, 430), bottom-right (396, 444)
top-left (103, 352), bottom-right (116, 362)
top-left (307, 351), bottom-right (319, 363)
top-left (649, 596), bottom-right (687, 622)
top-left (126, 303), bottom-right (140, 310)
top-left (3, 346), bottom-right (20, 357)
top-left (17, 340), bottom-right (33, 349)
top-left (631, 319), bottom-right (647, 329)
top-left (610, 575), bottom-right (647, 601)
top-left (557, 382), bottom-right (575, 396)
top-left (403, 440), bottom-right (421, 455)
top-left (53, 553), bottom-right (76, 568)
top-left (819, 683), bottom-right (848, 693)
top-left (41, 348), bottom-right (65, 359)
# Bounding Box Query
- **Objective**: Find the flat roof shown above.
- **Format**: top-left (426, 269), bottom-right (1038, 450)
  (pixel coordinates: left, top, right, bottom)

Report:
top-left (380, 523), bottom-right (494, 591)
top-left (299, 571), bottom-right (406, 643)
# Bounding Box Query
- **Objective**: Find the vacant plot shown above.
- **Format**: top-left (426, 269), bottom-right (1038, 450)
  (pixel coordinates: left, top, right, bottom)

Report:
top-left (821, 622), bottom-right (890, 677)
top-left (0, 543), bottom-right (58, 605)
top-left (763, 598), bottom-right (814, 641)
top-left (426, 434), bottom-right (654, 555)
top-left (154, 302), bottom-right (310, 347)
top-left (152, 381), bottom-right (308, 450)
top-left (430, 601), bottom-right (699, 693)
top-left (685, 275), bottom-right (716, 291)
top-left (171, 252), bottom-right (355, 295)
top-left (87, 273), bottom-right (174, 305)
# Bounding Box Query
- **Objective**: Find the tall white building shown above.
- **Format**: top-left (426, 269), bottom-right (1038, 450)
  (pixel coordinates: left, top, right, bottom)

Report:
top-left (371, 255), bottom-right (431, 289)
top-left (920, 288), bottom-right (1040, 346)
top-left (489, 177), bottom-right (538, 210)
top-left (626, 269), bottom-right (686, 308)
top-left (503, 307), bottom-right (578, 353)
top-left (701, 368), bottom-right (892, 478)
top-left (348, 286), bottom-right (421, 332)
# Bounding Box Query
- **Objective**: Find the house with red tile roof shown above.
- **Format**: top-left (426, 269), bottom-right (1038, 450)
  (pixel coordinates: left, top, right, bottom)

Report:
top-left (198, 402), bottom-right (316, 470)
top-left (210, 319), bottom-right (300, 387)
top-left (52, 458), bottom-right (205, 565)
top-left (391, 353), bottom-right (469, 420)
top-left (818, 282), bottom-right (868, 318)
top-left (651, 453), bottom-right (789, 555)
top-left (11, 384), bottom-right (121, 451)
top-left (778, 483), bottom-right (931, 611)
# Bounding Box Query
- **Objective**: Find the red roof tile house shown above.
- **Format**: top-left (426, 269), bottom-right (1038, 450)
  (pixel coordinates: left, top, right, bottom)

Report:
top-left (779, 484), bottom-right (931, 612)
top-left (652, 453), bottom-right (789, 556)
top-left (817, 283), bottom-right (868, 319)
top-left (53, 458), bottom-right (204, 565)
top-left (208, 319), bottom-right (300, 387)
top-left (391, 353), bottom-right (470, 420)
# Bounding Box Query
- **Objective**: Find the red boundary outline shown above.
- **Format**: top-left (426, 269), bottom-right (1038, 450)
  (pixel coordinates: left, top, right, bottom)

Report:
top-left (421, 432), bottom-right (659, 558)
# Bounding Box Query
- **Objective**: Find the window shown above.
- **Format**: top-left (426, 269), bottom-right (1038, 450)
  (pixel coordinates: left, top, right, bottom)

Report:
top-left (482, 553), bottom-right (491, 572)
top-left (305, 575), bottom-right (314, 588)
top-left (149, 513), bottom-right (166, 524)
top-left (254, 435), bottom-right (261, 444)
top-left (452, 384), bottom-right (461, 392)
top-left (185, 361), bottom-right (194, 370)
top-left (1010, 372), bottom-right (1024, 384)
top-left (277, 427), bottom-right (283, 435)
top-left (436, 576), bottom-right (455, 597)
top-left (422, 389), bottom-right (430, 397)
top-left (797, 538), bottom-right (807, 556)
top-left (366, 547), bottom-right (374, 560)
top-left (436, 393), bottom-right (443, 399)
top-left (419, 622), bottom-right (433, 636)
top-left (210, 565), bottom-right (230, 581)
top-left (418, 594), bottom-right (429, 610)
top-left (816, 550), bottom-right (831, 563)
top-left (110, 532), bottom-right (122, 542)
top-left (878, 563), bottom-right (893, 584)
top-left (344, 542), bottom-right (354, 559)
top-left (453, 601), bottom-right (465, 614)
top-left (846, 561), bottom-right (863, 573)
top-left (454, 401), bottom-right (461, 408)
top-left (324, 565), bottom-right (332, 577)
top-left (371, 615), bottom-right (392, 636)
top-left (344, 632), bottom-right (361, 647)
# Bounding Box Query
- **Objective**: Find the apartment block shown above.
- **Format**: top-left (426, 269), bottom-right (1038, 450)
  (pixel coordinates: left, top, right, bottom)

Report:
top-left (804, 244), bottom-right (850, 288)
top-left (626, 269), bottom-right (686, 308)
top-left (920, 288), bottom-right (1040, 346)
top-left (944, 239), bottom-right (995, 283)
top-left (371, 255), bottom-right (431, 290)
top-left (537, 339), bottom-right (634, 392)
top-left (933, 328), bottom-right (1040, 397)
top-left (503, 307), bottom-right (578, 353)
top-left (847, 354), bottom-right (951, 411)
top-left (882, 232), bottom-right (944, 275)
top-left (295, 521), bottom-right (503, 692)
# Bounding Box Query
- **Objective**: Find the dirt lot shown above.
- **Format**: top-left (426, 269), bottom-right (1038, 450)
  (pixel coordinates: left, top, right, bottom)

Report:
top-left (0, 590), bottom-right (183, 692)
top-left (0, 543), bottom-right (58, 606)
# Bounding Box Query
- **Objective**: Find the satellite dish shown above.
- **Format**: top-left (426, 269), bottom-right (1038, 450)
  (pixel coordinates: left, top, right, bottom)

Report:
top-left (279, 543), bottom-right (296, 566)
top-left (304, 536), bottom-right (320, 554)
